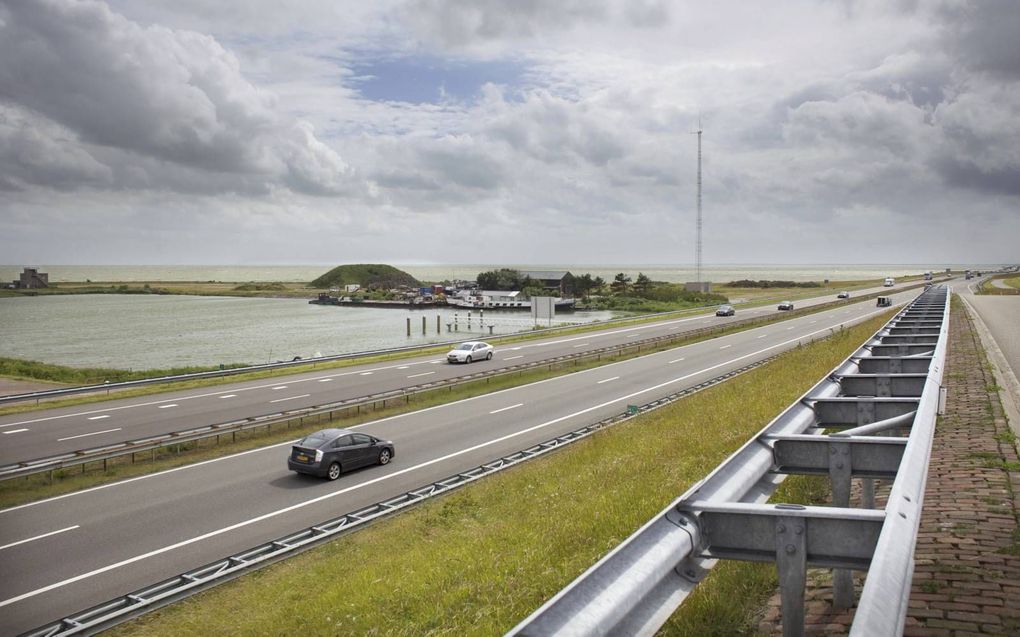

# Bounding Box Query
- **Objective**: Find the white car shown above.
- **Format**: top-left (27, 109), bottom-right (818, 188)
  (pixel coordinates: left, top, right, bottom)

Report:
top-left (837, 291), bottom-right (850, 299)
top-left (446, 341), bottom-right (494, 363)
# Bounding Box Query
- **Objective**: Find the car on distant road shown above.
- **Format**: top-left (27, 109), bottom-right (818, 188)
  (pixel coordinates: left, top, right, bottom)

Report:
top-left (837, 291), bottom-right (850, 299)
top-left (777, 301), bottom-right (794, 311)
top-left (288, 428), bottom-right (395, 480)
top-left (883, 277), bottom-right (895, 287)
top-left (447, 341), bottom-right (494, 363)
top-left (715, 305), bottom-right (735, 317)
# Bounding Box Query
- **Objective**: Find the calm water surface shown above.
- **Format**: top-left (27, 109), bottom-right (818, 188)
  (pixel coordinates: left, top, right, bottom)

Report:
top-left (0, 295), bottom-right (616, 370)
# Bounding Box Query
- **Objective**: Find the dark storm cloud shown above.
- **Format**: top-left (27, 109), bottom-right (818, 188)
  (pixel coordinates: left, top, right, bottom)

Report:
top-left (0, 0), bottom-right (359, 196)
top-left (938, 0), bottom-right (1020, 79)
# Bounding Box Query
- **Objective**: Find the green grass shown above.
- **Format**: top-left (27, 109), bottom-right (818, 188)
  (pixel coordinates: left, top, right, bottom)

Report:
top-left (107, 312), bottom-right (892, 637)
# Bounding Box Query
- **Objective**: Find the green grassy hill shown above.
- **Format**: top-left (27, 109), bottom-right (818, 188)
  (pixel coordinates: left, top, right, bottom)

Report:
top-left (310, 264), bottom-right (420, 289)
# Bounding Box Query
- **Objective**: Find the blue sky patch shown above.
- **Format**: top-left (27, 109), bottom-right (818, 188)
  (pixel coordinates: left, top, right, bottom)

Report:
top-left (348, 55), bottom-right (526, 104)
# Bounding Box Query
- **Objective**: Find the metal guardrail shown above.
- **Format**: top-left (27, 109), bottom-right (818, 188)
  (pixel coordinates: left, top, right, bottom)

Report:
top-left (1, 295), bottom-right (891, 481)
top-left (509, 285), bottom-right (949, 637)
top-left (23, 353), bottom-right (781, 637)
top-left (0, 281), bottom-right (933, 406)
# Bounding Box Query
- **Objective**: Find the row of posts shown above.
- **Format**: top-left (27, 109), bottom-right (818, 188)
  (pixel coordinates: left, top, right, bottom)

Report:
top-left (406, 311), bottom-right (494, 336)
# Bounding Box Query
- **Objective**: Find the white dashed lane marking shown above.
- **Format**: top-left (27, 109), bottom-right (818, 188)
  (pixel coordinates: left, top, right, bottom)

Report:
top-left (58, 428), bottom-right (122, 442)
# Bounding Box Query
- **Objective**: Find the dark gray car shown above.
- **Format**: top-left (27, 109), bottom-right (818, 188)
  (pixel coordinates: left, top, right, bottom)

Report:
top-left (288, 428), bottom-right (395, 480)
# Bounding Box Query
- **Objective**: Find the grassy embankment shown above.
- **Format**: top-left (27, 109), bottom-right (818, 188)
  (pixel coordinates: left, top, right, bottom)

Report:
top-left (108, 310), bottom-right (894, 637)
top-left (0, 300), bottom-right (892, 508)
top-left (977, 275), bottom-right (1020, 295)
top-left (0, 280), bottom-right (319, 299)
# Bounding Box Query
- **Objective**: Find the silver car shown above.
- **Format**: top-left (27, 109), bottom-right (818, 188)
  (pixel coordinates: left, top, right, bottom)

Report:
top-left (446, 341), bottom-right (494, 363)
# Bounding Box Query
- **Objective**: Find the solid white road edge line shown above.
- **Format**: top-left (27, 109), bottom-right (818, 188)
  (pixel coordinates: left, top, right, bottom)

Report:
top-left (0, 526), bottom-right (79, 552)
top-left (0, 304), bottom-right (894, 610)
top-left (57, 428), bottom-right (121, 442)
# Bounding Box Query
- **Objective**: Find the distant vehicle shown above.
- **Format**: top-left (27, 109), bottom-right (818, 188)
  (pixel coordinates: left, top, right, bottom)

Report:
top-left (965, 272), bottom-right (973, 280)
top-left (837, 291), bottom-right (850, 299)
top-left (777, 301), bottom-right (794, 311)
top-left (447, 341), bottom-right (494, 363)
top-left (876, 297), bottom-right (892, 307)
top-left (715, 305), bottom-right (735, 317)
top-left (924, 272), bottom-right (933, 281)
top-left (288, 428), bottom-right (394, 480)
top-left (883, 277), bottom-right (895, 287)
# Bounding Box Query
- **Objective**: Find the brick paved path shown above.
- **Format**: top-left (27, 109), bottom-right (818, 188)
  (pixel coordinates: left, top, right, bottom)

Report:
top-left (758, 299), bottom-right (1020, 635)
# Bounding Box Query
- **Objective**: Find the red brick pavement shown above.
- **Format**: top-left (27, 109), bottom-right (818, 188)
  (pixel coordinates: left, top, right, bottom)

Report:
top-left (758, 299), bottom-right (1020, 635)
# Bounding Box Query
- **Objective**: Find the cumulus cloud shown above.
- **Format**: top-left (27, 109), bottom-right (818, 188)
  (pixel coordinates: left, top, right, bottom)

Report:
top-left (0, 0), bottom-right (359, 196)
top-left (1, 0), bottom-right (1017, 266)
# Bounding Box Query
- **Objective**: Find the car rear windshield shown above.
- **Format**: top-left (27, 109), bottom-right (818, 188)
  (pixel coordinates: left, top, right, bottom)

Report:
top-left (299, 432), bottom-right (332, 446)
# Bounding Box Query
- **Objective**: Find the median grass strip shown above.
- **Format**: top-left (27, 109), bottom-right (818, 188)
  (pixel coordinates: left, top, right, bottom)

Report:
top-left (107, 311), bottom-right (892, 637)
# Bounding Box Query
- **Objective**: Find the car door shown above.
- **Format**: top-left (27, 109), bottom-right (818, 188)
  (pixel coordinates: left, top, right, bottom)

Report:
top-left (330, 434), bottom-right (355, 468)
top-left (349, 433), bottom-right (375, 468)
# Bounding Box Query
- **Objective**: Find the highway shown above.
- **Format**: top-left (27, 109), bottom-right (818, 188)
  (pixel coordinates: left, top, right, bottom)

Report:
top-left (0, 279), bottom-right (924, 466)
top-left (0, 285), bottom-right (926, 635)
top-left (958, 275), bottom-right (1020, 434)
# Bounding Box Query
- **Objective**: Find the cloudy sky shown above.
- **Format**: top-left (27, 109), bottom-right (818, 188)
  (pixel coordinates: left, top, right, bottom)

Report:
top-left (1, 0), bottom-right (1017, 266)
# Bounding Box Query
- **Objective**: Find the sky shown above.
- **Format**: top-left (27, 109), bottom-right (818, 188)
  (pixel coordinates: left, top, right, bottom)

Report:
top-left (1, 0), bottom-right (1018, 266)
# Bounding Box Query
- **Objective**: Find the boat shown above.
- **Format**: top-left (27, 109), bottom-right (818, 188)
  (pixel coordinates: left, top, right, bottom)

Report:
top-left (446, 290), bottom-right (575, 311)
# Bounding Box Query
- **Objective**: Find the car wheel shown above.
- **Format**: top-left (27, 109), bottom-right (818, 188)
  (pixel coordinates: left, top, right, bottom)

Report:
top-left (466, 355), bottom-right (472, 363)
top-left (378, 448), bottom-right (391, 465)
top-left (486, 351), bottom-right (493, 360)
top-left (327, 462), bottom-right (341, 481)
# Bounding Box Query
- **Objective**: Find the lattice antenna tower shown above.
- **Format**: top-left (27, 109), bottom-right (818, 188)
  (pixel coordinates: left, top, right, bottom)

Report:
top-left (692, 121), bottom-right (703, 284)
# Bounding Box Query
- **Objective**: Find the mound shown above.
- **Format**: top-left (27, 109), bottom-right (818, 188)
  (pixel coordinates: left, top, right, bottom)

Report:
top-left (310, 264), bottom-right (419, 289)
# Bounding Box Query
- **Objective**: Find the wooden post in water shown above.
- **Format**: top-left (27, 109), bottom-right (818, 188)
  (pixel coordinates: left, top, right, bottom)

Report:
top-left (437, 315), bottom-right (440, 334)
top-left (406, 317), bottom-right (410, 336)
top-left (422, 316), bottom-right (426, 335)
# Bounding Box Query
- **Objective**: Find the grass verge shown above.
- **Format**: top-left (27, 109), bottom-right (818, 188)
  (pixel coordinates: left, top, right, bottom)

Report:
top-left (105, 312), bottom-right (893, 636)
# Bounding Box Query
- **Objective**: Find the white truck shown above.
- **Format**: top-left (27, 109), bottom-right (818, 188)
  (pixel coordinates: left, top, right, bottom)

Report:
top-left (883, 277), bottom-right (895, 287)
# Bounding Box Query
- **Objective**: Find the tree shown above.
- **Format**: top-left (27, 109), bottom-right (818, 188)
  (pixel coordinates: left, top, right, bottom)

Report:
top-left (571, 273), bottom-right (596, 300)
top-left (476, 268), bottom-right (522, 290)
top-left (633, 272), bottom-right (652, 296)
top-left (610, 272), bottom-right (631, 296)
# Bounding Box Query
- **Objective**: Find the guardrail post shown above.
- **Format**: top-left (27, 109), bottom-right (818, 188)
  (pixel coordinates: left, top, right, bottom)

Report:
top-left (828, 440), bottom-right (855, 608)
top-left (776, 514), bottom-right (807, 637)
top-left (861, 479), bottom-right (875, 508)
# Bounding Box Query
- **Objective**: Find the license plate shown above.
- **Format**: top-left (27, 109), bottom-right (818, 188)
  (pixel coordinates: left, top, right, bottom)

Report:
top-left (296, 454), bottom-right (309, 462)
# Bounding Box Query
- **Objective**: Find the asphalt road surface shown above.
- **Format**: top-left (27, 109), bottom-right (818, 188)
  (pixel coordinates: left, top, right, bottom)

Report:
top-left (0, 285), bottom-right (929, 635)
top-left (0, 279), bottom-right (926, 467)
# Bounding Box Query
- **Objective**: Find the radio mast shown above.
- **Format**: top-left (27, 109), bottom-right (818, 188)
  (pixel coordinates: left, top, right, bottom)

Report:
top-left (694, 123), bottom-right (702, 285)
